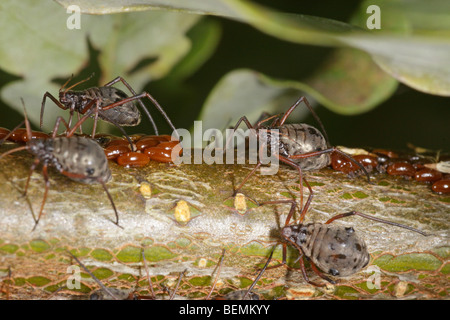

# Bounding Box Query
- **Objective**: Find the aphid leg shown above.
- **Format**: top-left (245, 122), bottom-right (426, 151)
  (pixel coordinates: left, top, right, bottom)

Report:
top-left (309, 260), bottom-right (336, 284)
top-left (225, 115), bottom-right (258, 151)
top-left (99, 92), bottom-right (179, 140)
top-left (288, 147), bottom-right (372, 184)
top-left (325, 211), bottom-right (429, 236)
top-left (103, 76), bottom-right (159, 136)
top-left (22, 158), bottom-right (40, 197)
top-left (67, 250), bottom-right (120, 300)
top-left (206, 249), bottom-right (226, 300)
top-left (0, 120), bottom-right (25, 146)
top-left (276, 155), bottom-right (315, 220)
top-left (242, 248), bottom-right (274, 300)
top-left (33, 165), bottom-right (50, 231)
top-left (40, 92), bottom-right (70, 129)
top-left (278, 96), bottom-right (330, 148)
top-left (141, 249), bottom-right (156, 300)
top-left (170, 269), bottom-right (187, 300)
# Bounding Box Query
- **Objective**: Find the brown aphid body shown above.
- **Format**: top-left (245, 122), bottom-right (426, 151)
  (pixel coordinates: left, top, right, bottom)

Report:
top-left (282, 223), bottom-right (370, 277)
top-left (275, 123), bottom-right (330, 171)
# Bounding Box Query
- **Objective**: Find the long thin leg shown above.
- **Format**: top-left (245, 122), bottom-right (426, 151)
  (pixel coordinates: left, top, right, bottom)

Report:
top-left (288, 147), bottom-right (371, 183)
top-left (309, 260), bottom-right (336, 284)
top-left (40, 92), bottom-right (70, 129)
top-left (242, 248), bottom-right (274, 299)
top-left (33, 165), bottom-right (50, 231)
top-left (142, 249), bottom-right (156, 300)
top-left (206, 249), bottom-right (226, 300)
top-left (23, 158), bottom-right (40, 197)
top-left (67, 250), bottom-right (120, 300)
top-left (325, 211), bottom-right (428, 236)
top-left (103, 76), bottom-right (159, 136)
top-left (278, 96), bottom-right (331, 148)
top-left (99, 92), bottom-right (179, 139)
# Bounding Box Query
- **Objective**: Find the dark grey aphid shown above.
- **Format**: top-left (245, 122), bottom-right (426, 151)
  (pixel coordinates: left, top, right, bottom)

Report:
top-left (0, 108), bottom-right (120, 229)
top-left (29, 136), bottom-right (111, 184)
top-left (40, 75), bottom-right (179, 143)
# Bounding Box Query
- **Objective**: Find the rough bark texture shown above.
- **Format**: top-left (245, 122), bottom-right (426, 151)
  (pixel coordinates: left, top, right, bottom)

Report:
top-left (0, 143), bottom-right (448, 300)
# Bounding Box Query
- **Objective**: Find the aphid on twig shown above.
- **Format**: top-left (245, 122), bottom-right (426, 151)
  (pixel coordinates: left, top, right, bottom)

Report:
top-left (0, 103), bottom-right (121, 229)
top-left (40, 74), bottom-right (179, 146)
top-left (260, 199), bottom-right (428, 286)
top-left (226, 96), bottom-right (370, 214)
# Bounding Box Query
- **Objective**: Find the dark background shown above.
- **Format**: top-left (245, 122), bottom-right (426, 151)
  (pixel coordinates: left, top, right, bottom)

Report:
top-left (1, 0), bottom-right (448, 153)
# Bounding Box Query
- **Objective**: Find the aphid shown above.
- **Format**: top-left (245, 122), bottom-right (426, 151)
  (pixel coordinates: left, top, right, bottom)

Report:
top-left (40, 74), bottom-right (179, 143)
top-left (260, 199), bottom-right (428, 286)
top-left (0, 105), bottom-right (121, 229)
top-left (226, 96), bottom-right (370, 213)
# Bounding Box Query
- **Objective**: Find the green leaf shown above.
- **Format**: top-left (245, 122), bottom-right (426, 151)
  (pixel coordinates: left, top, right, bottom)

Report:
top-left (57, 0), bottom-right (450, 97)
top-left (0, 0), bottom-right (200, 131)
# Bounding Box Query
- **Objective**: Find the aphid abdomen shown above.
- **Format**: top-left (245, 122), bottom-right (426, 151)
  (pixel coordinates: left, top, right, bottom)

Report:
top-left (305, 223), bottom-right (370, 277)
top-left (51, 137), bottom-right (112, 184)
top-left (278, 124), bottom-right (330, 171)
top-left (96, 87), bottom-right (141, 126)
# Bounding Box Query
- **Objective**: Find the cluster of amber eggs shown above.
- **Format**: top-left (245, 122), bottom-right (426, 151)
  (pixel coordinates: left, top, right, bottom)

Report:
top-left (330, 147), bottom-right (450, 194)
top-left (1, 127), bottom-right (448, 194)
top-left (0, 127), bottom-right (182, 167)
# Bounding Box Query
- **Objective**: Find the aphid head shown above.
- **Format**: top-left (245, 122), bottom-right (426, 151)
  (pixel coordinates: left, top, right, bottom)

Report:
top-left (281, 224), bottom-right (308, 245)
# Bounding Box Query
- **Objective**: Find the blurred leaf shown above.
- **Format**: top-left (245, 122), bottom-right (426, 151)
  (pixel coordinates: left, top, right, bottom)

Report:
top-left (199, 48), bottom-right (398, 133)
top-left (57, 0), bottom-right (450, 97)
top-left (0, 0), bottom-right (201, 130)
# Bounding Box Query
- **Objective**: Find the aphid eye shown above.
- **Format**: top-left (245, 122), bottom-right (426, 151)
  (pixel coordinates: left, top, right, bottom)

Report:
top-left (345, 227), bottom-right (354, 234)
top-left (86, 168), bottom-right (95, 175)
top-left (328, 268), bottom-right (340, 276)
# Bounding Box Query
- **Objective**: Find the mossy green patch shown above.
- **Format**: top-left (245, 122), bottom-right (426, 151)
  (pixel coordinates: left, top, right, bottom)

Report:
top-left (0, 243), bottom-right (19, 254)
top-left (373, 253), bottom-right (442, 272)
top-left (91, 248), bottom-right (113, 261)
top-left (440, 263), bottom-right (450, 275)
top-left (439, 197), bottom-right (450, 203)
top-left (143, 246), bottom-right (177, 262)
top-left (334, 285), bottom-right (360, 300)
top-left (27, 276), bottom-right (51, 287)
top-left (141, 238), bottom-right (154, 246)
top-left (117, 245), bottom-right (142, 263)
top-left (432, 247), bottom-right (450, 259)
top-left (29, 239), bottom-right (51, 253)
top-left (45, 254), bottom-right (56, 260)
top-left (239, 241), bottom-right (271, 257)
top-left (239, 277), bottom-right (254, 288)
top-left (341, 192), bottom-right (353, 200)
top-left (14, 278), bottom-right (26, 286)
top-left (118, 274), bottom-right (136, 282)
top-left (353, 191), bottom-right (369, 199)
top-left (92, 268), bottom-right (114, 280)
top-left (175, 237), bottom-right (191, 248)
top-left (189, 276), bottom-right (211, 286)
